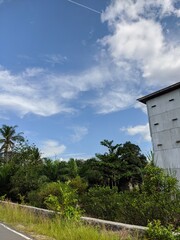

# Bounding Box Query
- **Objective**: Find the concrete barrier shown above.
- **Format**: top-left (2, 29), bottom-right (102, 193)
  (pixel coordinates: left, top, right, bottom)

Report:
top-left (81, 216), bottom-right (147, 235)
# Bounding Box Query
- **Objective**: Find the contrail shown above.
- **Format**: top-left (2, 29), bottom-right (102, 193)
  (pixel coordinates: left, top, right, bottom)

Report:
top-left (67, 0), bottom-right (101, 14)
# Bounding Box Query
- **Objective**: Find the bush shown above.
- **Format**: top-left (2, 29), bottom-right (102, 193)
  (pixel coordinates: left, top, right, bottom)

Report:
top-left (146, 220), bottom-right (180, 240)
top-left (80, 164), bottom-right (180, 228)
top-left (28, 181), bottom-right (77, 208)
top-left (68, 176), bottom-right (88, 195)
top-left (116, 165), bottom-right (180, 227)
top-left (80, 186), bottom-right (121, 221)
top-left (29, 181), bottom-right (82, 220)
top-left (44, 194), bottom-right (82, 220)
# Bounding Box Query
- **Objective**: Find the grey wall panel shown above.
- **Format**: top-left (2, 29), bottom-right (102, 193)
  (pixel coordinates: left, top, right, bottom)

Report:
top-left (173, 168), bottom-right (180, 182)
top-left (147, 89), bottom-right (180, 116)
top-left (155, 149), bottom-right (180, 169)
top-left (150, 108), bottom-right (180, 133)
top-left (147, 98), bottom-right (165, 116)
top-left (152, 131), bottom-right (172, 151)
top-left (150, 114), bottom-right (164, 133)
top-left (170, 128), bottom-right (180, 148)
top-left (154, 151), bottom-right (164, 168)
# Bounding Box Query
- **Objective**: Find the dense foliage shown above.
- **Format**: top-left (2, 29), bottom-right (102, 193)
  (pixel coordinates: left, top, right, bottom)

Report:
top-left (81, 164), bottom-right (180, 228)
top-left (0, 124), bottom-right (179, 234)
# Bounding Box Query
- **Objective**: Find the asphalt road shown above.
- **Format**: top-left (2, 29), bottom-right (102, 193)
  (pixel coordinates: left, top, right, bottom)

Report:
top-left (0, 223), bottom-right (32, 240)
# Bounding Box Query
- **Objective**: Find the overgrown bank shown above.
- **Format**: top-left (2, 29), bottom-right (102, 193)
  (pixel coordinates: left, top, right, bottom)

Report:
top-left (0, 202), bottom-right (142, 240)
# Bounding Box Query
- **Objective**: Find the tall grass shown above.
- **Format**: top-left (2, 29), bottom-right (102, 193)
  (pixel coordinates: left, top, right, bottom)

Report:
top-left (0, 202), bottom-right (139, 240)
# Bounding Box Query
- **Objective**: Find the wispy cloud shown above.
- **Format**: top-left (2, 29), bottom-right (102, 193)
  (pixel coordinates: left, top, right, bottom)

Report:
top-left (1, 64), bottom-right (135, 117)
top-left (43, 54), bottom-right (67, 66)
top-left (70, 126), bottom-right (88, 142)
top-left (121, 123), bottom-right (151, 142)
top-left (40, 139), bottom-right (66, 158)
top-left (0, 67), bottom-right (75, 117)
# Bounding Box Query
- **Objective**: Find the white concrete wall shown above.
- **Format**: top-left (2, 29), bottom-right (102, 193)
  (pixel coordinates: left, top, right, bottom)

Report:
top-left (146, 89), bottom-right (180, 181)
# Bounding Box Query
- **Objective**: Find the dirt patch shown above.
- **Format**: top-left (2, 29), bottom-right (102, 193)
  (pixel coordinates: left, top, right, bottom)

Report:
top-left (30, 233), bottom-right (55, 240)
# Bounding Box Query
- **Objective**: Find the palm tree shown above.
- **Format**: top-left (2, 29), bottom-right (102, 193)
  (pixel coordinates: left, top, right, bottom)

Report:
top-left (0, 125), bottom-right (24, 161)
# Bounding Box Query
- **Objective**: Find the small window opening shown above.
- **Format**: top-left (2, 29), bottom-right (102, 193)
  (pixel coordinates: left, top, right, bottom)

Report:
top-left (151, 105), bottom-right (156, 108)
top-left (169, 98), bottom-right (174, 102)
top-left (154, 123), bottom-right (159, 126)
top-left (172, 118), bottom-right (178, 121)
top-left (176, 140), bottom-right (180, 143)
top-left (157, 144), bottom-right (162, 147)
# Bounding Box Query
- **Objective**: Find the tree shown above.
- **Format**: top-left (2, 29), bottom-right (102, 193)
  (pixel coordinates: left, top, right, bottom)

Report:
top-left (68, 158), bottom-right (78, 179)
top-left (0, 125), bottom-right (24, 161)
top-left (117, 141), bottom-right (147, 190)
top-left (96, 140), bottom-right (121, 189)
top-left (6, 142), bottom-right (44, 202)
top-left (78, 158), bottom-right (103, 187)
top-left (96, 140), bottom-right (147, 191)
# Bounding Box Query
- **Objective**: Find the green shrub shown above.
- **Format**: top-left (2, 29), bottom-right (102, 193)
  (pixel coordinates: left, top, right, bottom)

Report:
top-left (80, 186), bottom-right (121, 221)
top-left (29, 181), bottom-right (82, 220)
top-left (44, 194), bottom-right (82, 220)
top-left (146, 220), bottom-right (180, 240)
top-left (80, 164), bottom-right (180, 228)
top-left (28, 181), bottom-right (78, 208)
top-left (68, 176), bottom-right (88, 195)
top-left (116, 165), bottom-right (180, 227)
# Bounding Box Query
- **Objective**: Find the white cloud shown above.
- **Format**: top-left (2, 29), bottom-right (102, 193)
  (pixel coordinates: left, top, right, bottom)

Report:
top-left (121, 123), bottom-right (151, 142)
top-left (101, 17), bottom-right (180, 87)
top-left (70, 126), bottom-right (88, 142)
top-left (41, 140), bottom-right (66, 158)
top-left (102, 0), bottom-right (179, 24)
top-left (92, 89), bottom-right (136, 114)
top-left (100, 0), bottom-right (180, 96)
top-left (0, 66), bottom-right (106, 117)
top-left (143, 47), bottom-right (180, 86)
top-left (101, 20), bottom-right (164, 62)
top-left (0, 67), bottom-right (72, 117)
top-left (134, 102), bottom-right (147, 114)
top-left (0, 94), bottom-right (63, 117)
top-left (62, 152), bottom-right (91, 160)
top-left (0, 62), bottom-right (131, 116)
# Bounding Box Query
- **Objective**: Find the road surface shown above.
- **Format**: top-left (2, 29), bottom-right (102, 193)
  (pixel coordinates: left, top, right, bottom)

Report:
top-left (0, 223), bottom-right (32, 240)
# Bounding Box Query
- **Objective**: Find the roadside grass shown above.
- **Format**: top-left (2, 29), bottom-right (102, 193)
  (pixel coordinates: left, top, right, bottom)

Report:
top-left (0, 202), bottom-right (142, 240)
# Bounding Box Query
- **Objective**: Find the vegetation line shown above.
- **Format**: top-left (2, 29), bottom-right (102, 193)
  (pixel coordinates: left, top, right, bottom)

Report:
top-left (0, 203), bottom-right (138, 240)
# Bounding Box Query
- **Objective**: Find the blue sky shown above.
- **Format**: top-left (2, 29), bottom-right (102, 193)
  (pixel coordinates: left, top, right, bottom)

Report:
top-left (0, 0), bottom-right (179, 159)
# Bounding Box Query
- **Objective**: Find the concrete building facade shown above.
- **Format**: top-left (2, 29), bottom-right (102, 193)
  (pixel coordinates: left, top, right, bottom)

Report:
top-left (138, 82), bottom-right (180, 181)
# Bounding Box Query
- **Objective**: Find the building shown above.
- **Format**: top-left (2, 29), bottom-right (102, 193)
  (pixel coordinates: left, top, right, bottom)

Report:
top-left (138, 82), bottom-right (180, 181)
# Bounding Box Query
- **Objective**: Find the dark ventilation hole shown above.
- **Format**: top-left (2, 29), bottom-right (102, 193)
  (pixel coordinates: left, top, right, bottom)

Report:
top-left (172, 118), bottom-right (178, 121)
